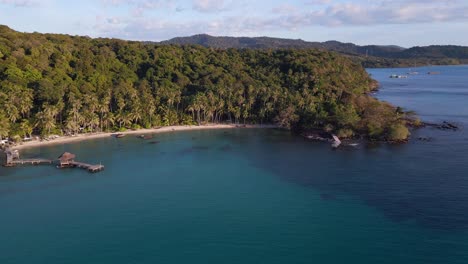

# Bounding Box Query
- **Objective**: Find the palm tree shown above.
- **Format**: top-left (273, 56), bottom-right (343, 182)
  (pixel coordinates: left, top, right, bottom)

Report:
top-left (147, 102), bottom-right (156, 127)
top-left (18, 88), bottom-right (33, 118)
top-left (86, 113), bottom-right (100, 132)
top-left (19, 119), bottom-right (33, 138)
top-left (66, 97), bottom-right (83, 134)
top-left (102, 111), bottom-right (115, 131)
top-left (35, 111), bottom-right (54, 136)
top-left (116, 111), bottom-right (125, 129)
top-left (4, 103), bottom-right (19, 123)
top-left (121, 112), bottom-right (133, 128)
top-left (0, 111), bottom-right (10, 140)
top-left (192, 93), bottom-right (208, 124)
top-left (129, 100), bottom-right (143, 125)
top-left (116, 111), bottom-right (132, 129)
top-left (65, 117), bottom-right (80, 135)
top-left (35, 103), bottom-right (59, 136)
top-left (84, 95), bottom-right (99, 114)
top-left (97, 96), bottom-right (110, 132)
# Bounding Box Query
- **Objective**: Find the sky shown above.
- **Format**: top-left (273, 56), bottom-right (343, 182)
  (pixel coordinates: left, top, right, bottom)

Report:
top-left (1, 0), bottom-right (468, 47)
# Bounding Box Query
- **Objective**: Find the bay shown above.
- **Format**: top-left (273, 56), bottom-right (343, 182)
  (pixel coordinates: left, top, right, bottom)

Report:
top-left (1, 65), bottom-right (468, 264)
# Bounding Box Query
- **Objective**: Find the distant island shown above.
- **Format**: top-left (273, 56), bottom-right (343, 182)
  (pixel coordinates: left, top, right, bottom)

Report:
top-left (0, 25), bottom-right (416, 147)
top-left (161, 34), bottom-right (468, 68)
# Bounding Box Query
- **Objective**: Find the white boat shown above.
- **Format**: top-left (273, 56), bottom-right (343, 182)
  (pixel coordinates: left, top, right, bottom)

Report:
top-left (407, 69), bottom-right (419, 75)
top-left (389, 74), bottom-right (408, 79)
top-left (331, 135), bottom-right (341, 148)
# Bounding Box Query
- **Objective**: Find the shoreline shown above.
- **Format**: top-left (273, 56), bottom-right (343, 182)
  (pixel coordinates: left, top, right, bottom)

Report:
top-left (10, 124), bottom-right (279, 151)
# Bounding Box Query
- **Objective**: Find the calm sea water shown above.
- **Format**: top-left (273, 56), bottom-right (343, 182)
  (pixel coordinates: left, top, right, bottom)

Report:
top-left (1, 65), bottom-right (468, 264)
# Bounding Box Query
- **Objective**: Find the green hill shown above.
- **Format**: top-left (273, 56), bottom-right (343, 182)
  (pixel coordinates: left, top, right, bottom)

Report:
top-left (160, 34), bottom-right (405, 56)
top-left (162, 34), bottom-right (468, 67)
top-left (0, 25), bottom-right (410, 142)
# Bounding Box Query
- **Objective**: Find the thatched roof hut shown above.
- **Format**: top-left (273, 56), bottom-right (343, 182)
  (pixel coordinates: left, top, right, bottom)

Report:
top-left (4, 149), bottom-right (19, 165)
top-left (58, 152), bottom-right (76, 162)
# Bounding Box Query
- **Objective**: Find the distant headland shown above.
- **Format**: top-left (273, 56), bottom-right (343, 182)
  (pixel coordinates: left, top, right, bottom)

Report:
top-left (160, 34), bottom-right (468, 68)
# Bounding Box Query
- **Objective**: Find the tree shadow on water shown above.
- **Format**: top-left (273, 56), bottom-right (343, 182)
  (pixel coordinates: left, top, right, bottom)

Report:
top-left (248, 143), bottom-right (468, 231)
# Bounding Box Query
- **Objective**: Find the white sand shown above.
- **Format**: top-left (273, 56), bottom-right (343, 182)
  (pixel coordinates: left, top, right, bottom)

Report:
top-left (12, 124), bottom-right (278, 150)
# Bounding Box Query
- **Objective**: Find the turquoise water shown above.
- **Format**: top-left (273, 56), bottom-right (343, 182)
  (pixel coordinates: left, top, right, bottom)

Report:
top-left (1, 65), bottom-right (468, 263)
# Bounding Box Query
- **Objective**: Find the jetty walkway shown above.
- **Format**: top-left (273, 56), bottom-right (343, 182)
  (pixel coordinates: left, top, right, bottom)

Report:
top-left (68, 161), bottom-right (105, 173)
top-left (2, 149), bottom-right (104, 173)
top-left (6, 158), bottom-right (53, 166)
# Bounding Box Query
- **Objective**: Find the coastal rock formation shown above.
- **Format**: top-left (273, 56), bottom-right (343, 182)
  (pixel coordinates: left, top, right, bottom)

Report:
top-left (424, 121), bottom-right (460, 131)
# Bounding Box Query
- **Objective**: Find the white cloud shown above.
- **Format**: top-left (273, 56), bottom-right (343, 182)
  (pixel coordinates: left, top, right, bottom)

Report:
top-left (101, 0), bottom-right (173, 7)
top-left (92, 0), bottom-right (468, 42)
top-left (0, 0), bottom-right (40, 7)
top-left (94, 14), bottom-right (265, 41)
top-left (272, 4), bottom-right (299, 15)
top-left (271, 0), bottom-right (468, 27)
top-left (107, 17), bottom-right (122, 24)
top-left (101, 0), bottom-right (175, 16)
top-left (192, 0), bottom-right (228, 13)
top-left (306, 0), bottom-right (331, 5)
top-left (101, 0), bottom-right (124, 5)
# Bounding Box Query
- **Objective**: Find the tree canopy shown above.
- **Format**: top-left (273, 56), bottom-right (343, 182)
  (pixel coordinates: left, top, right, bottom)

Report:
top-left (0, 25), bottom-right (410, 141)
top-left (163, 34), bottom-right (468, 68)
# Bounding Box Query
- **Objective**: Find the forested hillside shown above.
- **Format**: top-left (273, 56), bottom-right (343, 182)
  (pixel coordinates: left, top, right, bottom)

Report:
top-left (163, 34), bottom-right (468, 68)
top-left (0, 25), bottom-right (410, 142)
top-left (161, 34), bottom-right (406, 55)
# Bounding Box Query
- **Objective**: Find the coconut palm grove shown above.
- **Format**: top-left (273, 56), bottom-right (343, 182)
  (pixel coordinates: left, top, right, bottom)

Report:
top-left (0, 25), bottom-right (411, 142)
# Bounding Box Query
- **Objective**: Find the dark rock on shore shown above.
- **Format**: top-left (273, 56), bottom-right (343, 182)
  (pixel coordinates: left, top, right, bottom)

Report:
top-left (301, 131), bottom-right (333, 142)
top-left (424, 121), bottom-right (460, 131)
top-left (417, 136), bottom-right (433, 142)
top-left (370, 79), bottom-right (380, 92)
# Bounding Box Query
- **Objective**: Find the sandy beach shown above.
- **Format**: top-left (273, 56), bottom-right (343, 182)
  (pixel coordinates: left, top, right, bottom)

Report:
top-left (11, 124), bottom-right (278, 150)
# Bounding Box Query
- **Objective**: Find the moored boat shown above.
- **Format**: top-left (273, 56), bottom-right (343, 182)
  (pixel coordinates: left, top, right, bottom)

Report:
top-left (389, 74), bottom-right (408, 79)
top-left (115, 133), bottom-right (126, 138)
top-left (138, 134), bottom-right (153, 140)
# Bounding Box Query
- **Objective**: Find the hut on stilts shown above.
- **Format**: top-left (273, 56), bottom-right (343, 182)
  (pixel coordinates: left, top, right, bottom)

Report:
top-left (57, 152), bottom-right (104, 172)
top-left (58, 152), bottom-right (76, 168)
top-left (3, 150), bottom-right (103, 173)
top-left (4, 149), bottom-right (20, 166)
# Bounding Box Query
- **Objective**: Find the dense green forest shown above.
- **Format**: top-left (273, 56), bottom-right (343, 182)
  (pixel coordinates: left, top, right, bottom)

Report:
top-left (163, 34), bottom-right (468, 68)
top-left (0, 25), bottom-right (411, 143)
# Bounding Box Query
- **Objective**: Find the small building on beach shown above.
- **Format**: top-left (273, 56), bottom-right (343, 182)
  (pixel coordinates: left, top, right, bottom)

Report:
top-left (2, 149), bottom-right (19, 166)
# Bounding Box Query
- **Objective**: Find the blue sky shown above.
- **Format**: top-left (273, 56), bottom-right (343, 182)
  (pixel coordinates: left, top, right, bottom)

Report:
top-left (1, 0), bottom-right (467, 47)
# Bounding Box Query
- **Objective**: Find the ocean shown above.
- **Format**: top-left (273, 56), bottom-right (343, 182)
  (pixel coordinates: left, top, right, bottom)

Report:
top-left (0, 65), bottom-right (467, 264)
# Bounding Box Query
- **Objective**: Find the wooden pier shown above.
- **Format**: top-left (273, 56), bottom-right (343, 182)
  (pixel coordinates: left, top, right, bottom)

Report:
top-left (2, 150), bottom-right (104, 173)
top-left (68, 161), bottom-right (105, 173)
top-left (58, 152), bottom-right (104, 173)
top-left (6, 159), bottom-right (53, 166)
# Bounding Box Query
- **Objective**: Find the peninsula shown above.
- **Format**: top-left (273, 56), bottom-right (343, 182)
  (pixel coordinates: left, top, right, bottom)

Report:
top-left (0, 25), bottom-right (413, 146)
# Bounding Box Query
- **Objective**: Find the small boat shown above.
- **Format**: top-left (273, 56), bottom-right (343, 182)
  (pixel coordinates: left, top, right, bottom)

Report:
top-left (427, 71), bottom-right (440, 75)
top-left (389, 74), bottom-right (408, 79)
top-left (115, 133), bottom-right (126, 138)
top-left (138, 134), bottom-right (153, 140)
top-left (331, 134), bottom-right (341, 149)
